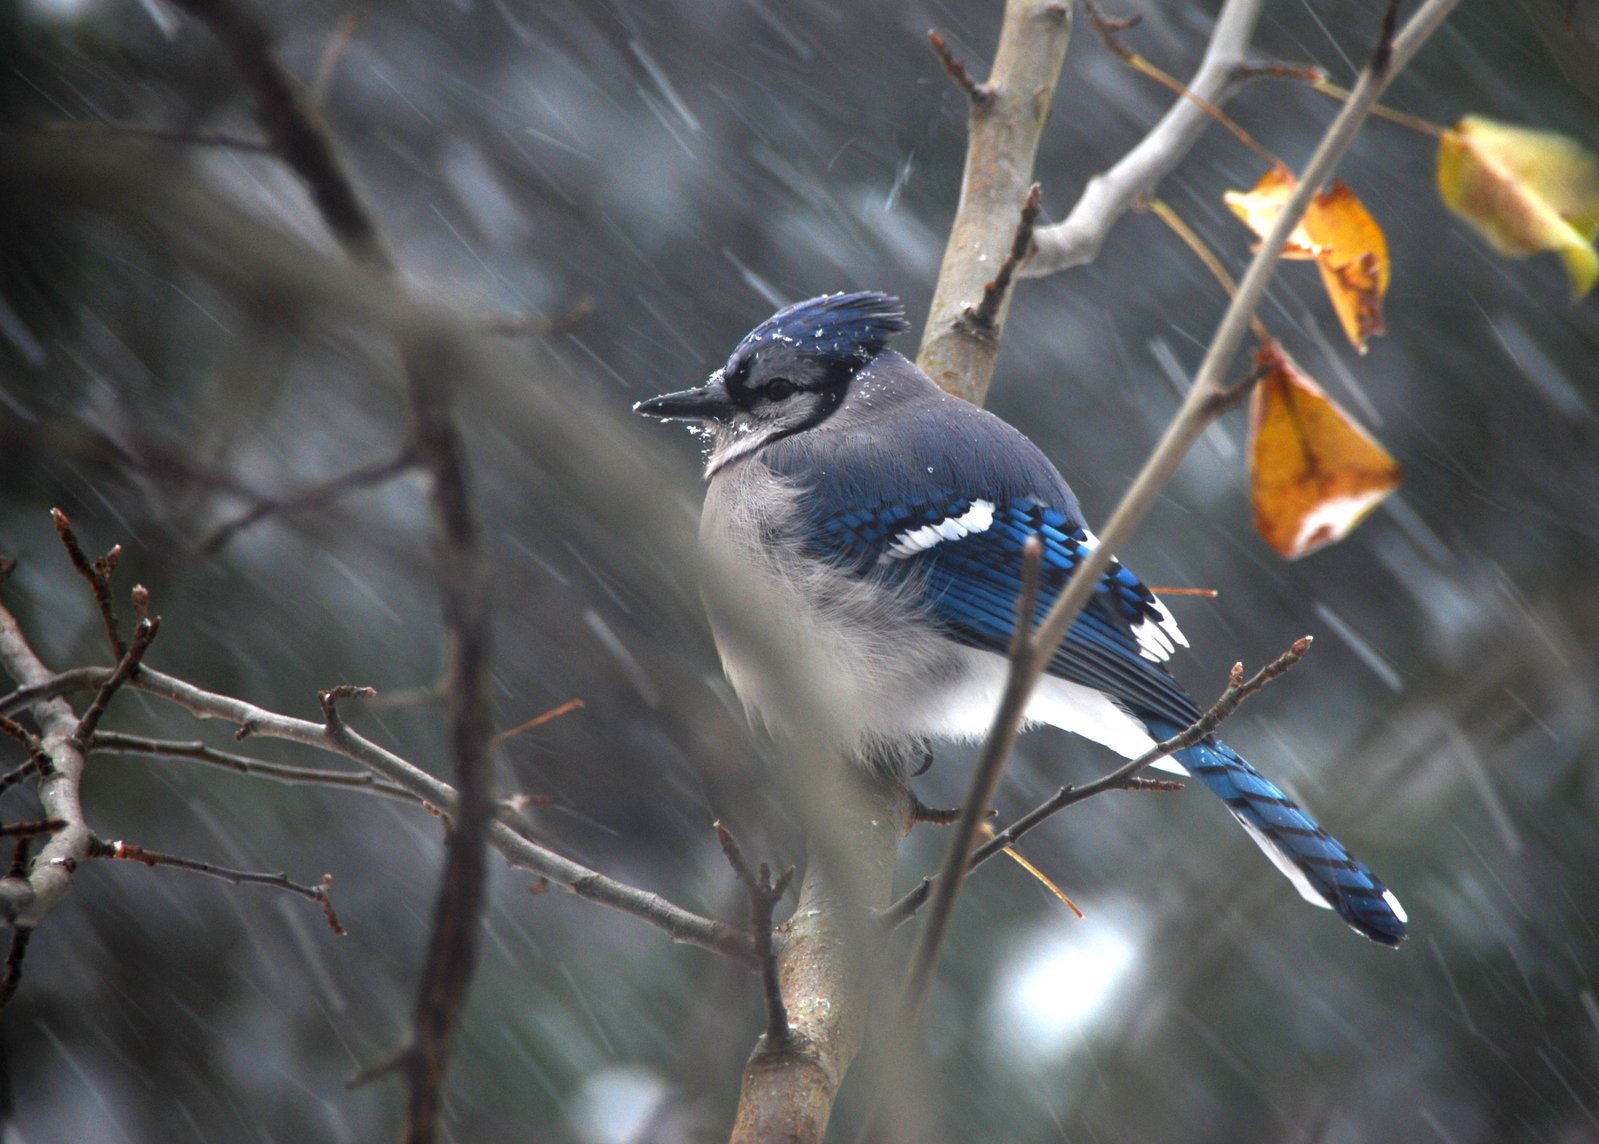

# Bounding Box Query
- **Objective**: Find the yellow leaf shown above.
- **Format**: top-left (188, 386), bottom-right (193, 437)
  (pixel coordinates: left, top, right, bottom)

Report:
top-left (1224, 163), bottom-right (1321, 259)
top-left (1226, 168), bottom-right (1391, 351)
top-left (1437, 115), bottom-right (1599, 298)
top-left (1303, 181), bottom-right (1390, 353)
top-left (1248, 342), bottom-right (1401, 559)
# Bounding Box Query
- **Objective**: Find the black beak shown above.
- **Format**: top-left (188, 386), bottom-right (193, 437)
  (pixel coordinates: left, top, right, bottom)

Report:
top-left (633, 379), bottom-right (733, 422)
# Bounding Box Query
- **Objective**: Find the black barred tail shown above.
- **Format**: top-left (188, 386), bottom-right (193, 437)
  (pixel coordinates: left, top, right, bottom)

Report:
top-left (1159, 727), bottom-right (1407, 947)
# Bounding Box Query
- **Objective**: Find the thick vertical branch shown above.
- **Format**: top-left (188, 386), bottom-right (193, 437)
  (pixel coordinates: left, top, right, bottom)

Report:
top-left (397, 337), bottom-right (495, 1141)
top-left (917, 0), bottom-right (1073, 404)
top-left (161, 6), bottom-right (493, 1138)
top-left (729, 768), bottom-right (910, 1144)
top-left (0, 610), bottom-right (92, 930)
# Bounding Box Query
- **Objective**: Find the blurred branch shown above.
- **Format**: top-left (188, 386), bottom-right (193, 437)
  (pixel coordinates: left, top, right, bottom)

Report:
top-left (163, 4), bottom-right (495, 1135)
top-left (199, 450), bottom-right (417, 555)
top-left (881, 638), bottom-right (1311, 927)
top-left (890, 0), bottom-right (1458, 1046)
top-left (37, 120), bottom-right (272, 153)
top-left (88, 836), bottom-right (346, 934)
top-left (166, 0), bottom-right (391, 270)
top-left (716, 822), bottom-right (794, 1051)
top-left (916, 0), bottom-right (1073, 404)
top-left (1025, 0), bottom-right (1266, 276)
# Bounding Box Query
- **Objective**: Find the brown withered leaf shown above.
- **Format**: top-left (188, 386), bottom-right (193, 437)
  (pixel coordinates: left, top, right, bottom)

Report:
top-left (1226, 166), bottom-right (1391, 352)
top-left (1224, 163), bottom-right (1321, 259)
top-left (1437, 115), bottom-right (1599, 298)
top-left (1248, 341), bottom-right (1401, 559)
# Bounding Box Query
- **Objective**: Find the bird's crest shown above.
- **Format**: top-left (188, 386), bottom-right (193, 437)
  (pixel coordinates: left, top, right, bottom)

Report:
top-left (729, 292), bottom-right (909, 376)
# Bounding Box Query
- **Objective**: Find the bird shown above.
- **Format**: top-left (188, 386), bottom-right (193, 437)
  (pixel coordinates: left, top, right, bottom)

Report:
top-left (635, 290), bottom-right (1406, 948)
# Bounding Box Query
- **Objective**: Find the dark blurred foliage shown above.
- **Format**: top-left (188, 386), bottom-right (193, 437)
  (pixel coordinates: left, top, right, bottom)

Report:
top-left (2, 0), bottom-right (1598, 1141)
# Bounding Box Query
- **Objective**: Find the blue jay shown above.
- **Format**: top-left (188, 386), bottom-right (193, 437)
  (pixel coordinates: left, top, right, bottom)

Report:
top-left (636, 291), bottom-right (1406, 947)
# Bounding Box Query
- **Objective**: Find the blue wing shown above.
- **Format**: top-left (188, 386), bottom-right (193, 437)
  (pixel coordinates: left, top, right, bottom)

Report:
top-left (815, 491), bottom-right (1202, 730)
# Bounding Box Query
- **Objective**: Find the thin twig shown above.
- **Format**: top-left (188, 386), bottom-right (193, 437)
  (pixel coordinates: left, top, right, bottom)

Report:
top-left (0, 927), bottom-right (30, 1015)
top-left (0, 668), bottom-right (116, 721)
top-left (123, 665), bottom-right (756, 964)
top-left (311, 7), bottom-right (366, 108)
top-left (490, 698), bottom-right (584, 749)
top-left (88, 730), bottom-right (422, 802)
top-left (963, 183), bottom-right (1042, 332)
top-left (893, 537), bottom-right (1043, 1030)
top-left (881, 639), bottom-right (1309, 926)
top-left (89, 836), bottom-right (346, 934)
top-left (38, 120), bottom-right (273, 153)
top-left (200, 450), bottom-right (417, 555)
top-left (928, 30), bottom-right (993, 102)
top-left (716, 822), bottom-right (794, 1050)
top-left (1084, 0), bottom-right (1273, 161)
top-left (70, 617), bottom-right (160, 750)
top-left (0, 819), bottom-right (67, 839)
top-left (0, 758), bottom-right (42, 797)
top-left (51, 508), bottom-right (125, 659)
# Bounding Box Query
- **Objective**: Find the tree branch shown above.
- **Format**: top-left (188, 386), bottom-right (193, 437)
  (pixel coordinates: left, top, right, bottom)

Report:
top-left (88, 836), bottom-right (346, 934)
top-left (199, 450), bottom-right (417, 555)
top-left (87, 730), bottom-right (423, 802)
top-left (106, 663), bottom-right (755, 964)
top-left (1025, 0), bottom-right (1266, 277)
top-left (0, 608), bottom-right (93, 930)
top-left (916, 0), bottom-right (1073, 404)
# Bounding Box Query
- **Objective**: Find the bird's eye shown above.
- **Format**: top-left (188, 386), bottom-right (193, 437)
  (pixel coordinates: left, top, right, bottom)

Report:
top-left (763, 377), bottom-right (797, 402)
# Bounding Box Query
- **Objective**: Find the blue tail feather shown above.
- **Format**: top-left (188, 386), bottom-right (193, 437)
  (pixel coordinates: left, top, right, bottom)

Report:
top-left (1154, 725), bottom-right (1407, 948)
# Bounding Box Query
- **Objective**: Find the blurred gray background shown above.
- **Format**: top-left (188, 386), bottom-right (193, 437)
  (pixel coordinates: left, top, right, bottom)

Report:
top-left (2, 0), bottom-right (1598, 1140)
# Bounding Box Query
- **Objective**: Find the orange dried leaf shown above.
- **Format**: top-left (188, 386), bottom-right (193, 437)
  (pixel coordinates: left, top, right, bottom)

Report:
top-left (1224, 163), bottom-right (1320, 259)
top-left (1248, 342), bottom-right (1401, 559)
top-left (1437, 115), bottom-right (1599, 298)
top-left (1226, 168), bottom-right (1390, 351)
top-left (1302, 181), bottom-right (1390, 353)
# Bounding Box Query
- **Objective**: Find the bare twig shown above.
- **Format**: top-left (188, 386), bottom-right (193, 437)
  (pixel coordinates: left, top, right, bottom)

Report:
top-left (0, 926), bottom-right (30, 1015)
top-left (89, 836), bottom-right (346, 934)
top-left (881, 639), bottom-right (1310, 926)
top-left (51, 508), bottom-right (125, 659)
top-left (87, 730), bottom-right (422, 802)
top-left (0, 668), bottom-right (118, 721)
top-left (39, 120), bottom-right (273, 153)
top-left (0, 819), bottom-right (67, 839)
top-left (0, 758), bottom-right (42, 797)
top-left (894, 536), bottom-right (1044, 1034)
top-left (1025, 0), bottom-right (1266, 277)
top-left (716, 822), bottom-right (794, 1050)
top-left (166, 0), bottom-right (392, 271)
top-left (928, 30), bottom-right (992, 102)
top-left (490, 698), bottom-right (584, 749)
top-left (311, 8), bottom-right (366, 108)
top-left (200, 450), bottom-right (417, 555)
top-left (917, 0), bottom-right (1073, 403)
top-left (319, 683), bottom-right (377, 732)
top-left (0, 716), bottom-right (40, 753)
top-left (109, 664), bottom-right (754, 963)
top-left (70, 617), bottom-right (160, 750)
top-left (963, 183), bottom-right (1042, 333)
